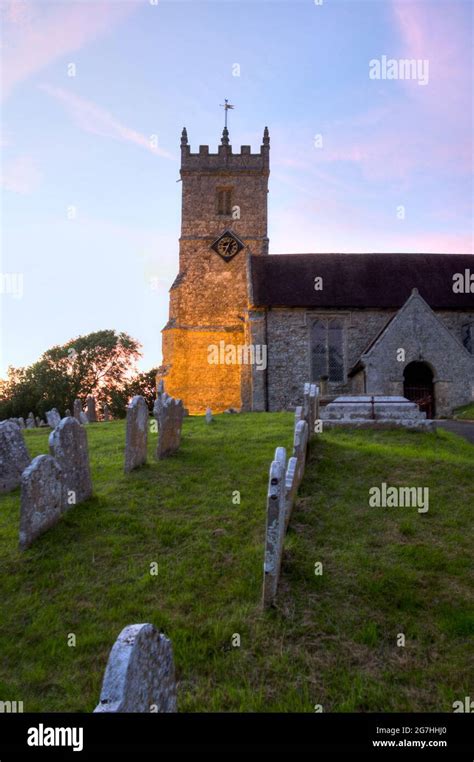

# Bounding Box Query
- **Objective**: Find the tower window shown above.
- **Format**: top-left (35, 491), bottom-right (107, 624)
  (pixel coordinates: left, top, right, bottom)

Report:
top-left (311, 318), bottom-right (344, 383)
top-left (217, 188), bottom-right (233, 216)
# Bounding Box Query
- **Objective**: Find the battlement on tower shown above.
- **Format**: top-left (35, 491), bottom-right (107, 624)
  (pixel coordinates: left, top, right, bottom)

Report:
top-left (180, 127), bottom-right (270, 173)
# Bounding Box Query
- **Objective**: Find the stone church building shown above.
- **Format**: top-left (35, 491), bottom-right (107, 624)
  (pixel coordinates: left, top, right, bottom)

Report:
top-left (159, 126), bottom-right (474, 417)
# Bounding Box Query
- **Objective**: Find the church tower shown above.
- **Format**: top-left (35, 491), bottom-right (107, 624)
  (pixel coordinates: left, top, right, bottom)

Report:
top-left (159, 123), bottom-right (270, 413)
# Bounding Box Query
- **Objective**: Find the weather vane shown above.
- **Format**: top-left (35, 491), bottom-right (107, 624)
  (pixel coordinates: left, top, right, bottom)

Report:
top-left (220, 99), bottom-right (235, 130)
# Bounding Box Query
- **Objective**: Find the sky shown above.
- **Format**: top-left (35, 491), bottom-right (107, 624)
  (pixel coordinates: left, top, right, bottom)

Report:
top-left (0, 0), bottom-right (472, 377)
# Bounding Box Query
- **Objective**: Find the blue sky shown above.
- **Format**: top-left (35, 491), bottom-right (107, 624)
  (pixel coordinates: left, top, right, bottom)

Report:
top-left (1, 0), bottom-right (472, 377)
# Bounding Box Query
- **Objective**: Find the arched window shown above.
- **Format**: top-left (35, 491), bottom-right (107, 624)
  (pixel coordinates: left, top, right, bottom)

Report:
top-left (311, 319), bottom-right (344, 383)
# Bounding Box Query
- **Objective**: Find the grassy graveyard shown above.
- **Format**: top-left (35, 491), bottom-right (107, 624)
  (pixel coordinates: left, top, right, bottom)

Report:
top-left (0, 416), bottom-right (472, 712)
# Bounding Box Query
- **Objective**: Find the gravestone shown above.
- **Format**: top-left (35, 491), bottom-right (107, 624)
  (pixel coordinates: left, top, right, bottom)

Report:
top-left (18, 417), bottom-right (25, 429)
top-left (153, 393), bottom-right (165, 432)
top-left (124, 396), bottom-right (149, 473)
top-left (46, 408), bottom-right (61, 429)
top-left (155, 395), bottom-right (184, 460)
top-left (49, 416), bottom-right (92, 509)
top-left (302, 382), bottom-right (311, 427)
top-left (103, 404), bottom-right (110, 422)
top-left (94, 623), bottom-right (177, 713)
top-left (284, 456), bottom-right (298, 530)
top-left (19, 455), bottom-right (62, 550)
top-left (86, 396), bottom-right (97, 423)
top-left (73, 399), bottom-right (82, 421)
top-left (205, 407), bottom-right (213, 424)
top-left (26, 413), bottom-right (36, 429)
top-left (65, 408), bottom-right (71, 417)
top-left (0, 420), bottom-right (30, 493)
top-left (294, 405), bottom-right (303, 424)
top-left (39, 419), bottom-right (48, 427)
top-left (262, 452), bottom-right (286, 609)
top-left (293, 419), bottom-right (309, 487)
top-left (35, 416), bottom-right (41, 427)
top-left (309, 383), bottom-right (318, 429)
top-left (79, 411), bottom-right (89, 425)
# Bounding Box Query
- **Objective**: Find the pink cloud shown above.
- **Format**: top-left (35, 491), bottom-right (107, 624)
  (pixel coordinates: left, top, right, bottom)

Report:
top-left (39, 84), bottom-right (174, 159)
top-left (391, 0), bottom-right (472, 117)
top-left (1, 154), bottom-right (41, 194)
top-left (1, 1), bottom-right (139, 100)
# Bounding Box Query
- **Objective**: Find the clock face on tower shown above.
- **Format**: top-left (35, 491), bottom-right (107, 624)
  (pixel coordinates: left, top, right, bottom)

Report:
top-left (211, 230), bottom-right (244, 262)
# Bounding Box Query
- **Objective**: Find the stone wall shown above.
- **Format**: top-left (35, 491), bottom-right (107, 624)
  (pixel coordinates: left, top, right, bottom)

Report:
top-left (265, 305), bottom-right (474, 414)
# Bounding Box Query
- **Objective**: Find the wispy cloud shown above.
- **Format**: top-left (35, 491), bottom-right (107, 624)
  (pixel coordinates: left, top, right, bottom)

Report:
top-left (1, 155), bottom-right (41, 194)
top-left (1, 0), bottom-right (139, 100)
top-left (391, 0), bottom-right (472, 117)
top-left (39, 84), bottom-right (174, 159)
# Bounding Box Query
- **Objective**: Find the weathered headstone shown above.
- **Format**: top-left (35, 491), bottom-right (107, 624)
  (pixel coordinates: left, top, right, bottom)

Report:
top-left (79, 411), bottom-right (89, 425)
top-left (294, 405), bottom-right (304, 424)
top-left (205, 407), bottom-right (213, 424)
top-left (309, 383), bottom-right (318, 429)
top-left (262, 451), bottom-right (286, 609)
top-left (49, 416), bottom-right (92, 509)
top-left (86, 395), bottom-right (97, 423)
top-left (19, 455), bottom-right (62, 550)
top-left (302, 382), bottom-right (311, 427)
top-left (293, 419), bottom-right (309, 488)
top-left (46, 408), bottom-right (61, 429)
top-left (35, 416), bottom-right (41, 427)
top-left (124, 396), bottom-right (149, 473)
top-left (153, 392), bottom-right (165, 433)
top-left (26, 413), bottom-right (36, 429)
top-left (284, 456), bottom-right (298, 531)
top-left (94, 623), bottom-right (177, 713)
top-left (39, 419), bottom-right (48, 428)
top-left (18, 417), bottom-right (25, 429)
top-left (73, 399), bottom-right (82, 421)
top-left (103, 404), bottom-right (110, 422)
top-left (155, 395), bottom-right (184, 460)
top-left (0, 420), bottom-right (30, 493)
top-left (65, 408), bottom-right (71, 417)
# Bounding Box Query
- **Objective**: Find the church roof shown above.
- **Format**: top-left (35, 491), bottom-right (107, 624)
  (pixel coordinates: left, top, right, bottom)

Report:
top-left (250, 253), bottom-right (474, 309)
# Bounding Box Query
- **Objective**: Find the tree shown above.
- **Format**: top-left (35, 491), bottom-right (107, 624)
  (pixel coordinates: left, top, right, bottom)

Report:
top-left (0, 330), bottom-right (151, 420)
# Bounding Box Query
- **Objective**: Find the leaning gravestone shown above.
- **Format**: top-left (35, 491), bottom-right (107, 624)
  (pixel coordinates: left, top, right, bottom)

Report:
top-left (49, 417), bottom-right (92, 510)
top-left (124, 396), bottom-right (149, 473)
top-left (86, 396), bottom-right (97, 423)
top-left (26, 413), bottom-right (36, 429)
top-left (73, 399), bottom-right (82, 421)
top-left (155, 395), bottom-right (184, 460)
top-left (262, 451), bottom-right (286, 609)
top-left (46, 408), bottom-right (61, 429)
top-left (0, 420), bottom-right (30, 493)
top-left (19, 455), bottom-right (62, 550)
top-left (94, 623), bottom-right (177, 713)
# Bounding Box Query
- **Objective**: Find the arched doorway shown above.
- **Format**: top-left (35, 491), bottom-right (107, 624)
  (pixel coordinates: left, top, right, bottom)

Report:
top-left (403, 362), bottom-right (435, 418)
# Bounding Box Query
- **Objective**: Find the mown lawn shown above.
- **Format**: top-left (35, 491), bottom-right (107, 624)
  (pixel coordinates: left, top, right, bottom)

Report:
top-left (0, 417), bottom-right (472, 712)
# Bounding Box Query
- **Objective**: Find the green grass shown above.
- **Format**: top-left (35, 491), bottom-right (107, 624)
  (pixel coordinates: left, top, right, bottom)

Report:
top-left (453, 403), bottom-right (474, 420)
top-left (0, 417), bottom-right (472, 712)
